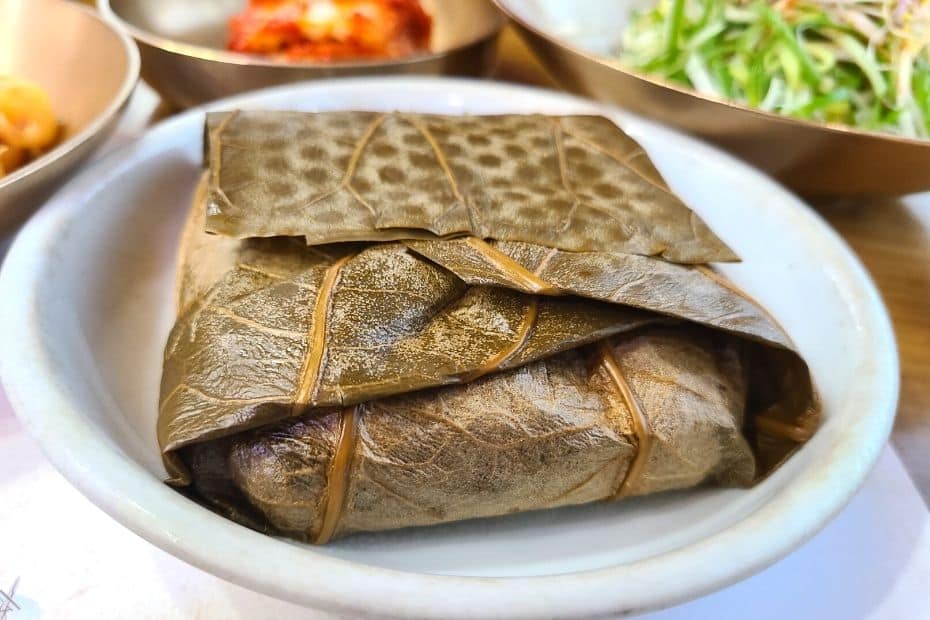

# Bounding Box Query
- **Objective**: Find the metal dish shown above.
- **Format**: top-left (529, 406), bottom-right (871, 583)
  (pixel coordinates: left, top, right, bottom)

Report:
top-left (495, 0), bottom-right (930, 197)
top-left (0, 0), bottom-right (139, 233)
top-left (98, 0), bottom-right (504, 108)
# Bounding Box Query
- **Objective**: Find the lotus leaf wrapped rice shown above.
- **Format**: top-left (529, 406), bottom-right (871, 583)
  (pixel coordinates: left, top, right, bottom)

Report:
top-left (159, 112), bottom-right (820, 543)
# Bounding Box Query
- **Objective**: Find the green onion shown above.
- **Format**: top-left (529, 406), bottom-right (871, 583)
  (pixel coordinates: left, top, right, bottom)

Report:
top-left (914, 58), bottom-right (930, 134)
top-left (619, 0), bottom-right (930, 137)
top-left (829, 32), bottom-right (888, 98)
top-left (666, 0), bottom-right (688, 56)
top-left (758, 3), bottom-right (821, 85)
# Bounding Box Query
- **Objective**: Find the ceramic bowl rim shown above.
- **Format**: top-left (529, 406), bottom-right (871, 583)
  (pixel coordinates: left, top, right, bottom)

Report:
top-left (0, 77), bottom-right (899, 619)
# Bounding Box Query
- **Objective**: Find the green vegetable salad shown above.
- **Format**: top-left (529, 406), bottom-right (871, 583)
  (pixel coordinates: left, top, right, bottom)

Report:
top-left (621, 0), bottom-right (930, 137)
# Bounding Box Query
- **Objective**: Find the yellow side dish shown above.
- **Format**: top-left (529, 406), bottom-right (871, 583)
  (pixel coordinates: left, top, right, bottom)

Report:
top-left (0, 76), bottom-right (59, 178)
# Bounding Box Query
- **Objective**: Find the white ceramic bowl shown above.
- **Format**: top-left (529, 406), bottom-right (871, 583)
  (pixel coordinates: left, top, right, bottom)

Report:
top-left (0, 77), bottom-right (898, 619)
top-left (0, 0), bottom-right (140, 233)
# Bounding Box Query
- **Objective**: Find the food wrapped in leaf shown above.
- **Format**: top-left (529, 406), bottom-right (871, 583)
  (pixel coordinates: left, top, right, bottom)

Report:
top-left (159, 162), bottom-right (819, 542)
top-left (182, 327), bottom-right (759, 543)
top-left (204, 111), bottom-right (737, 263)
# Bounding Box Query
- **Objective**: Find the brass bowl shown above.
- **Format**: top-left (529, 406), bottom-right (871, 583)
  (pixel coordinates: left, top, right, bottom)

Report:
top-left (0, 0), bottom-right (139, 232)
top-left (99, 0), bottom-right (504, 109)
top-left (495, 0), bottom-right (930, 197)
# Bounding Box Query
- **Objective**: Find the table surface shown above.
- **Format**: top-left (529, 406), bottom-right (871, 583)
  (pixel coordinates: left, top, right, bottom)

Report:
top-left (497, 31), bottom-right (930, 502)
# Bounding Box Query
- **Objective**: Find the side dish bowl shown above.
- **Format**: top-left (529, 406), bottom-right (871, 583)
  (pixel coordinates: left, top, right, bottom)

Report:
top-left (98, 0), bottom-right (504, 108)
top-left (0, 0), bottom-right (139, 233)
top-left (495, 0), bottom-right (930, 197)
top-left (0, 77), bottom-right (898, 618)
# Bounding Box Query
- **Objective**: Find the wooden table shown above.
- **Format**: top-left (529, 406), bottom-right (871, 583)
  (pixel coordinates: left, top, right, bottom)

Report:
top-left (496, 29), bottom-right (930, 502)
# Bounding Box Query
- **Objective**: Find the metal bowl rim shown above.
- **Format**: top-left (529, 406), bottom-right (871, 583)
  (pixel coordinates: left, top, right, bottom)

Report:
top-left (98, 0), bottom-right (505, 70)
top-left (0, 0), bottom-right (141, 192)
top-left (493, 0), bottom-right (930, 149)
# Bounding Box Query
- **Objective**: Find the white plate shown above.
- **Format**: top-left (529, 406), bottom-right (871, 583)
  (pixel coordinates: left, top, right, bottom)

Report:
top-left (0, 77), bottom-right (898, 618)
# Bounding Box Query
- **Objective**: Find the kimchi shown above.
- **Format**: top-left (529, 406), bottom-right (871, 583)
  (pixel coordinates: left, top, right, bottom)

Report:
top-left (228, 0), bottom-right (432, 61)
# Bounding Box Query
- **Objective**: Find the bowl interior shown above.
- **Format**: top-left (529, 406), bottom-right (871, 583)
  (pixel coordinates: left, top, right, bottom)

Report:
top-left (500, 0), bottom-right (645, 56)
top-left (9, 80), bottom-right (893, 582)
top-left (0, 0), bottom-right (132, 143)
top-left (108, 0), bottom-right (502, 59)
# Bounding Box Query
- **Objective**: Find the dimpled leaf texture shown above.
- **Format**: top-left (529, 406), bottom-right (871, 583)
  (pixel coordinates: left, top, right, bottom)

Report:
top-left (204, 111), bottom-right (738, 263)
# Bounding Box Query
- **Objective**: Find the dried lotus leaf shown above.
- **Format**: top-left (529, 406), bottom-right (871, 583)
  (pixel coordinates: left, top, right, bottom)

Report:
top-left (163, 203), bottom-right (817, 490)
top-left (159, 243), bottom-right (659, 463)
top-left (180, 327), bottom-right (757, 541)
top-left (160, 132), bottom-right (821, 541)
top-left (204, 111), bottom-right (738, 263)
